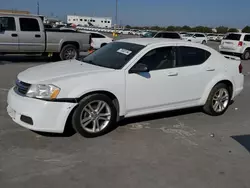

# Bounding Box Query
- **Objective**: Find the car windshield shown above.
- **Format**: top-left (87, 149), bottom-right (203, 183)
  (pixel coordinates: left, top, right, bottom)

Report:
top-left (142, 32), bottom-right (157, 38)
top-left (183, 33), bottom-right (193, 37)
top-left (82, 42), bottom-right (145, 69)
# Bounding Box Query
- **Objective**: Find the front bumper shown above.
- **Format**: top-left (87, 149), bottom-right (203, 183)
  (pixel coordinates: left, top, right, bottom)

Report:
top-left (7, 87), bottom-right (77, 133)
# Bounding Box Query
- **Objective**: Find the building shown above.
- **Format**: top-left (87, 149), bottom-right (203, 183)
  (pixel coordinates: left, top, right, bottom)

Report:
top-left (0, 9), bottom-right (30, 14)
top-left (67, 15), bottom-right (112, 28)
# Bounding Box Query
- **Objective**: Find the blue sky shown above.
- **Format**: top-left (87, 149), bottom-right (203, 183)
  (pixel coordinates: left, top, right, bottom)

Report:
top-left (2, 0), bottom-right (250, 28)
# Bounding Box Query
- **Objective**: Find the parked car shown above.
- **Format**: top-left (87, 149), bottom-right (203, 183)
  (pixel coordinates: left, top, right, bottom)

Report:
top-left (7, 38), bottom-right (244, 138)
top-left (219, 33), bottom-right (250, 60)
top-left (0, 14), bottom-right (91, 60)
top-left (182, 33), bottom-right (208, 44)
top-left (216, 34), bottom-right (225, 42)
top-left (80, 31), bottom-right (113, 49)
top-left (142, 31), bottom-right (182, 39)
top-left (207, 34), bottom-right (218, 41)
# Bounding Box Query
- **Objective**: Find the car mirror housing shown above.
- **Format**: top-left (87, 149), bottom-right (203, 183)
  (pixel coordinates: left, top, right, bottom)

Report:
top-left (129, 63), bottom-right (149, 74)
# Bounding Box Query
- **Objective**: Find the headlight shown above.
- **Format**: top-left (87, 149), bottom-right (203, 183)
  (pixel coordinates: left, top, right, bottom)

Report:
top-left (26, 84), bottom-right (60, 99)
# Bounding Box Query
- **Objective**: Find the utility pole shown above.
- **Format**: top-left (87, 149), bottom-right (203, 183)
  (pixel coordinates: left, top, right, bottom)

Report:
top-left (115, 0), bottom-right (118, 28)
top-left (37, 1), bottom-right (40, 15)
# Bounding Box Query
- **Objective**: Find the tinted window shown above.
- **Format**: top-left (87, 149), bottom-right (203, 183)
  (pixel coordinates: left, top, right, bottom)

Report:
top-left (155, 32), bottom-right (181, 39)
top-left (19, 18), bottom-right (40, 31)
top-left (225, 34), bottom-right (241, 41)
top-left (0, 17), bottom-right (16, 31)
top-left (143, 32), bottom-right (157, 38)
top-left (82, 42), bottom-right (144, 69)
top-left (195, 34), bottom-right (205, 37)
top-left (244, 35), bottom-right (250, 42)
top-left (177, 46), bottom-right (211, 67)
top-left (91, 33), bottom-right (105, 38)
top-left (134, 47), bottom-right (176, 71)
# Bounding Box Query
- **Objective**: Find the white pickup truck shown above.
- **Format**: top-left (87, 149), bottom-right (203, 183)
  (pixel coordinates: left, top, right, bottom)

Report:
top-left (0, 14), bottom-right (91, 60)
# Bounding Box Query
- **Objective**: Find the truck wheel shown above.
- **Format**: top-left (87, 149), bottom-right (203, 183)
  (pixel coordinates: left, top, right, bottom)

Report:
top-left (60, 44), bottom-right (79, 60)
top-left (72, 94), bottom-right (117, 138)
top-left (100, 43), bottom-right (107, 48)
top-left (203, 83), bottom-right (230, 116)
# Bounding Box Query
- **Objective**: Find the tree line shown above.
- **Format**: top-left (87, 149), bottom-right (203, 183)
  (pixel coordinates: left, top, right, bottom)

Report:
top-left (125, 25), bottom-right (250, 33)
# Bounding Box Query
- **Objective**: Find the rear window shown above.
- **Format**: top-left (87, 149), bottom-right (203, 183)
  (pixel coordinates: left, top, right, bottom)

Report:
top-left (155, 32), bottom-right (181, 39)
top-left (224, 34), bottom-right (241, 41)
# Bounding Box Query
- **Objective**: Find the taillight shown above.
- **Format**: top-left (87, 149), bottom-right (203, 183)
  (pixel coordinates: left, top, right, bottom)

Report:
top-left (238, 41), bottom-right (243, 46)
top-left (239, 63), bottom-right (243, 73)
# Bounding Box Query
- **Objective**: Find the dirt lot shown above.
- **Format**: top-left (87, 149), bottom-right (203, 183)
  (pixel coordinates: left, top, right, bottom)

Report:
top-left (0, 41), bottom-right (250, 188)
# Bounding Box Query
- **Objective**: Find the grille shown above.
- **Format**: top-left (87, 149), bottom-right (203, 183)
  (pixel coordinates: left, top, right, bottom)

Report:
top-left (14, 79), bottom-right (31, 95)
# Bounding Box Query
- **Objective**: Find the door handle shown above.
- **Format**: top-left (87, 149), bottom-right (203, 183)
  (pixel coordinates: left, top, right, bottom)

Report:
top-left (206, 68), bottom-right (215, 71)
top-left (35, 34), bottom-right (41, 38)
top-left (11, 33), bottom-right (18, 37)
top-left (167, 72), bottom-right (178, 76)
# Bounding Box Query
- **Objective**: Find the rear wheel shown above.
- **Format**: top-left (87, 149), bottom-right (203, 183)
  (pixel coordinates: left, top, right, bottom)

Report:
top-left (72, 94), bottom-right (117, 138)
top-left (60, 44), bottom-right (79, 60)
top-left (100, 43), bottom-right (107, 48)
top-left (241, 50), bottom-right (250, 60)
top-left (203, 83), bottom-right (231, 116)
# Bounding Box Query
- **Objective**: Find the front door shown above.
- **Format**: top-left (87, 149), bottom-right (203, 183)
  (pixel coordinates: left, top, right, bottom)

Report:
top-left (0, 16), bottom-right (19, 52)
top-left (125, 45), bottom-right (180, 117)
top-left (18, 17), bottom-right (45, 52)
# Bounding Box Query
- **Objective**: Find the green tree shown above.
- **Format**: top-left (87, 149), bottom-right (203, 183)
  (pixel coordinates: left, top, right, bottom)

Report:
top-left (242, 26), bottom-right (250, 33)
top-left (228, 28), bottom-right (238, 32)
top-left (125, 25), bottom-right (131, 29)
top-left (182, 25), bottom-right (191, 31)
top-left (167, 26), bottom-right (176, 31)
top-left (216, 26), bottom-right (228, 33)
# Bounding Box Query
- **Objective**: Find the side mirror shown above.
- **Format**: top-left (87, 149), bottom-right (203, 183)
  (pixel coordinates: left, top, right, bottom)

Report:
top-left (193, 35), bottom-right (196, 38)
top-left (129, 63), bottom-right (149, 74)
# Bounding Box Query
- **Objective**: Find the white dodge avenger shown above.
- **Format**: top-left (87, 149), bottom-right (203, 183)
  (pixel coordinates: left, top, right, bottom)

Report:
top-left (7, 38), bottom-right (244, 137)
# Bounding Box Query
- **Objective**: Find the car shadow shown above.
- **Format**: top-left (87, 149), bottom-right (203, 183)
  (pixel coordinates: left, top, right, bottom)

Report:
top-left (0, 56), bottom-right (53, 64)
top-left (231, 135), bottom-right (250, 153)
top-left (118, 107), bottom-right (201, 126)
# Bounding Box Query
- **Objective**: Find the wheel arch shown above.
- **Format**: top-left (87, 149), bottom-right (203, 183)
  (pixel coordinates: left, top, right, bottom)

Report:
top-left (200, 78), bottom-right (234, 105)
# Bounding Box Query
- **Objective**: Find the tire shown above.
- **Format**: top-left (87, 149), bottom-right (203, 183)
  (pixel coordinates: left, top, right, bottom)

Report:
top-left (202, 40), bottom-right (206, 44)
top-left (59, 44), bottom-right (79, 61)
top-left (203, 83), bottom-right (231, 116)
top-left (72, 94), bottom-right (117, 138)
top-left (241, 50), bottom-right (250, 60)
top-left (100, 43), bottom-right (107, 48)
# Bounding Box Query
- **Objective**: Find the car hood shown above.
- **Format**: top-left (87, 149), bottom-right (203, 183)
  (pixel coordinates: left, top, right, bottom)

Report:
top-left (18, 59), bottom-right (114, 84)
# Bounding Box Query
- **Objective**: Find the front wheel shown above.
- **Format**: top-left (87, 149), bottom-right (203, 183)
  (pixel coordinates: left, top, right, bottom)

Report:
top-left (72, 94), bottom-right (117, 138)
top-left (203, 83), bottom-right (231, 116)
top-left (202, 40), bottom-right (206, 44)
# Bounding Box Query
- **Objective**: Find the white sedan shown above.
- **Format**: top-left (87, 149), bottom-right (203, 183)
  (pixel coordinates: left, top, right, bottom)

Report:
top-left (7, 38), bottom-right (244, 137)
top-left (182, 33), bottom-right (208, 44)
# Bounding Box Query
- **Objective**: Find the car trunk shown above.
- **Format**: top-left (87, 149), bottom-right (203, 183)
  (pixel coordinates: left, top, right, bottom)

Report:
top-left (221, 33), bottom-right (242, 50)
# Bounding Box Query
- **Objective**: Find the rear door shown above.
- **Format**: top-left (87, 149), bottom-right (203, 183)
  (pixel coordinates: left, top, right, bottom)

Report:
top-left (18, 17), bottom-right (45, 52)
top-left (220, 33), bottom-right (242, 50)
top-left (194, 34), bottom-right (205, 43)
top-left (0, 16), bottom-right (19, 52)
top-left (174, 44), bottom-right (216, 104)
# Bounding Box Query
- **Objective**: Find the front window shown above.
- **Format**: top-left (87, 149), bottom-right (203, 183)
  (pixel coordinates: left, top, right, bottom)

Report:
top-left (142, 32), bottom-right (157, 38)
top-left (82, 42), bottom-right (145, 69)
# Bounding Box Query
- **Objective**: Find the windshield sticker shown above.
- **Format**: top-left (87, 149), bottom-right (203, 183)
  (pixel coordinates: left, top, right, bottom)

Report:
top-left (117, 48), bottom-right (132, 55)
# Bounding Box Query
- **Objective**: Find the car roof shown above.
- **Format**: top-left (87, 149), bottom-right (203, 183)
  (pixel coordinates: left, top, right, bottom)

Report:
top-left (117, 38), bottom-right (200, 46)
